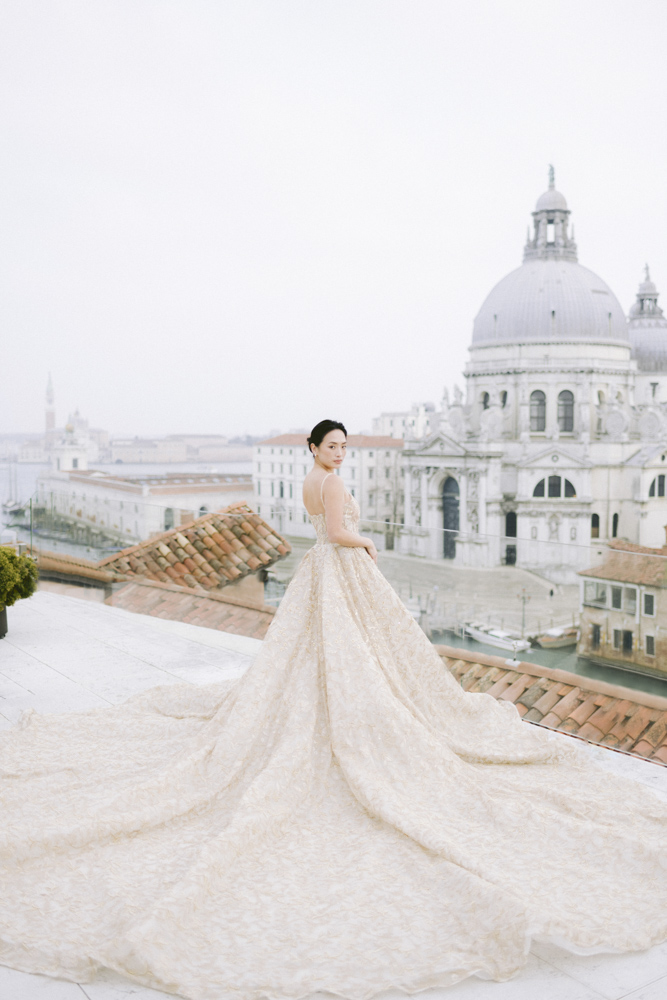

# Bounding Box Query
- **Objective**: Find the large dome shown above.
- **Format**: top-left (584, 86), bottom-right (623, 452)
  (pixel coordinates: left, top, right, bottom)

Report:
top-left (472, 259), bottom-right (629, 346)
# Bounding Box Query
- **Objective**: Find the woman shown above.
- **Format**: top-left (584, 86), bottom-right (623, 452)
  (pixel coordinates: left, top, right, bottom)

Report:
top-left (1, 418), bottom-right (666, 1000)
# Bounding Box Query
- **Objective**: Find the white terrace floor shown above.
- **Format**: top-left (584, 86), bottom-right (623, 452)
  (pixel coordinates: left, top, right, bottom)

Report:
top-left (1, 592), bottom-right (667, 1000)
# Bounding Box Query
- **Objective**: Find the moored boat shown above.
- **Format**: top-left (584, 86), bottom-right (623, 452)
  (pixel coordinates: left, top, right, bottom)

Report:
top-left (536, 626), bottom-right (578, 649)
top-left (463, 621), bottom-right (531, 653)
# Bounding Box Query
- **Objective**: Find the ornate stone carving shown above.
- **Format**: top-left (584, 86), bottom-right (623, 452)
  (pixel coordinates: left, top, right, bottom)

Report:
top-left (467, 470), bottom-right (480, 500)
top-left (467, 502), bottom-right (479, 533)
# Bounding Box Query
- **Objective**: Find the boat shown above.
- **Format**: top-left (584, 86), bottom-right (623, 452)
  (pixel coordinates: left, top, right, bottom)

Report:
top-left (535, 626), bottom-right (578, 649)
top-left (463, 622), bottom-right (531, 653)
top-left (1, 499), bottom-right (25, 517)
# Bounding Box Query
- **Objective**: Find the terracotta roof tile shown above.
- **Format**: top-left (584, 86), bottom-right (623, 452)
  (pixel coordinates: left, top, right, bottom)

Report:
top-left (438, 645), bottom-right (667, 764)
top-left (34, 549), bottom-right (127, 585)
top-left (107, 579), bottom-right (275, 640)
top-left (99, 502), bottom-right (290, 596)
top-left (579, 539), bottom-right (667, 587)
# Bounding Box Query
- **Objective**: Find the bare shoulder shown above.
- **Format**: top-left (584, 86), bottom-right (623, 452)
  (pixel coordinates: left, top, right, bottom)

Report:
top-left (322, 474), bottom-right (345, 499)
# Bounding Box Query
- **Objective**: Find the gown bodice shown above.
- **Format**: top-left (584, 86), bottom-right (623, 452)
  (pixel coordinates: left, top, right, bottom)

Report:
top-left (309, 490), bottom-right (360, 544)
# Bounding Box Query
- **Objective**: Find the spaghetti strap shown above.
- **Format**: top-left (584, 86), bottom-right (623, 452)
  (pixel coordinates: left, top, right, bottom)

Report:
top-left (320, 472), bottom-right (333, 505)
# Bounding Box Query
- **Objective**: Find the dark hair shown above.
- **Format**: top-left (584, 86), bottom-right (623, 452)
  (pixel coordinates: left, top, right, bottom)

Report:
top-left (307, 419), bottom-right (347, 455)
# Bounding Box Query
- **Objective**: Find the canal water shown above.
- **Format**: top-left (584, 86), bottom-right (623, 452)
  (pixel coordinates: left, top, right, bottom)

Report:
top-left (436, 628), bottom-right (667, 698)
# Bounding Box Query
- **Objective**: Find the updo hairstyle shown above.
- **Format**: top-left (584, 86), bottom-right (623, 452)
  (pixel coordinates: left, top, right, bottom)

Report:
top-left (307, 419), bottom-right (347, 457)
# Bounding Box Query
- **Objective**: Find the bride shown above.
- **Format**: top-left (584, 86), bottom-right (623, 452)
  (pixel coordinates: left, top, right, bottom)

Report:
top-left (1, 418), bottom-right (666, 1000)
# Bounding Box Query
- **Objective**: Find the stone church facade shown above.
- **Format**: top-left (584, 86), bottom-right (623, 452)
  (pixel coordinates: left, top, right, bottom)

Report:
top-left (399, 170), bottom-right (667, 582)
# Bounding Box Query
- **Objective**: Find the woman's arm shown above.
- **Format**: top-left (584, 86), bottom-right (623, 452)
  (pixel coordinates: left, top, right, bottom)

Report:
top-left (323, 475), bottom-right (377, 562)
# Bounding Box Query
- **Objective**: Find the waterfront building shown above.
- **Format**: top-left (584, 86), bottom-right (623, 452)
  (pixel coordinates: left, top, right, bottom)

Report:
top-left (578, 538), bottom-right (667, 678)
top-left (37, 431), bottom-right (253, 544)
top-left (399, 169), bottom-right (667, 582)
top-left (253, 434), bottom-right (404, 545)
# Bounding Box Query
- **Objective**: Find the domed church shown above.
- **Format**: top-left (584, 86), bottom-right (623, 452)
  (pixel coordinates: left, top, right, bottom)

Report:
top-left (401, 168), bottom-right (667, 581)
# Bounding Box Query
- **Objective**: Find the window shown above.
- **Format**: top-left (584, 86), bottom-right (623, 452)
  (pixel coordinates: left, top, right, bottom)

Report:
top-left (623, 630), bottom-right (633, 654)
top-left (530, 390), bottom-right (546, 432)
top-left (289, 464), bottom-right (293, 474)
top-left (271, 482), bottom-right (274, 497)
top-left (591, 513), bottom-right (600, 538)
top-left (624, 588), bottom-right (637, 615)
top-left (350, 488), bottom-right (355, 498)
top-left (584, 581), bottom-right (607, 607)
top-left (557, 390), bottom-right (574, 432)
top-left (534, 476), bottom-right (576, 498)
top-left (611, 586), bottom-right (622, 610)
top-left (271, 463), bottom-right (274, 473)
top-left (257, 481), bottom-right (261, 495)
top-left (72, 457), bottom-right (79, 469)
top-left (368, 468), bottom-right (374, 479)
top-left (289, 484), bottom-right (293, 499)
top-left (385, 492), bottom-right (390, 504)
top-left (644, 593), bottom-right (655, 617)
top-left (649, 474), bottom-right (666, 497)
top-left (369, 452), bottom-right (374, 458)
top-left (646, 635), bottom-right (655, 656)
top-left (279, 481), bottom-right (284, 499)
top-left (481, 392), bottom-right (490, 410)
top-left (613, 629), bottom-right (621, 649)
top-left (612, 513), bottom-right (619, 537)
top-left (385, 468), bottom-right (390, 479)
top-left (592, 624), bottom-right (601, 649)
top-left (500, 391), bottom-right (507, 408)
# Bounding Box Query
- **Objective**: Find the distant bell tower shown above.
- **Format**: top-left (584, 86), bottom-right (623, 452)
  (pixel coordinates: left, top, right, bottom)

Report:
top-left (45, 373), bottom-right (55, 441)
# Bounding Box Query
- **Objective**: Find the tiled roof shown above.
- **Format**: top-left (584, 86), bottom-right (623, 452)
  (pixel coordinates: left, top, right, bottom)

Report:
top-left (437, 645), bottom-right (667, 764)
top-left (98, 502), bottom-right (290, 593)
top-left (34, 549), bottom-right (127, 585)
top-left (107, 579), bottom-right (275, 640)
top-left (579, 539), bottom-right (667, 587)
top-left (258, 434), bottom-right (403, 448)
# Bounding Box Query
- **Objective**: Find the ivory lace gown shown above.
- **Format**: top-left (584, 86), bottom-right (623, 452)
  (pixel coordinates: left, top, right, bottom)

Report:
top-left (1, 488), bottom-right (667, 1000)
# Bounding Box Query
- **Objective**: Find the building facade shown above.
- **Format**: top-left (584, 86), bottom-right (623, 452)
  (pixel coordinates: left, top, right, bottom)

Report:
top-left (37, 430), bottom-right (253, 544)
top-left (578, 539), bottom-right (667, 678)
top-left (253, 434), bottom-right (404, 545)
top-left (400, 169), bottom-right (667, 582)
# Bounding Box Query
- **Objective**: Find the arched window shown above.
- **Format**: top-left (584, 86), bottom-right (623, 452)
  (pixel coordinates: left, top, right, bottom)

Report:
top-left (505, 511), bottom-right (517, 537)
top-left (533, 476), bottom-right (576, 498)
top-left (500, 391), bottom-right (508, 409)
top-left (530, 390), bottom-right (546, 432)
top-left (481, 392), bottom-right (490, 410)
top-left (612, 512), bottom-right (619, 537)
top-left (649, 475), bottom-right (665, 498)
top-left (591, 513), bottom-right (600, 538)
top-left (198, 505), bottom-right (208, 516)
top-left (557, 390), bottom-right (574, 432)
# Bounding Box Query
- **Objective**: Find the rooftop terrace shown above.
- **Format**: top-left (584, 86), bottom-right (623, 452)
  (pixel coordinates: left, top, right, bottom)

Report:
top-left (1, 592), bottom-right (667, 1000)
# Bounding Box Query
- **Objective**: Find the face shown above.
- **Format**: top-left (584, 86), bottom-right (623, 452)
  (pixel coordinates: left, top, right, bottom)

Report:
top-left (311, 429), bottom-right (347, 469)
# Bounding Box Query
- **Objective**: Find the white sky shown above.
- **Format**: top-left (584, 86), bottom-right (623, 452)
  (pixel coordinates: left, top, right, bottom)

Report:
top-left (1, 0), bottom-right (666, 438)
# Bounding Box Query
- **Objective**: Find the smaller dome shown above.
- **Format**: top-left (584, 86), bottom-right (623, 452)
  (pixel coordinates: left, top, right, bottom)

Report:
top-left (535, 187), bottom-right (568, 212)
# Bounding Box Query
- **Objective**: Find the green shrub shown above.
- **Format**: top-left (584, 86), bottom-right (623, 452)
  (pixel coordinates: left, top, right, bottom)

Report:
top-left (0, 547), bottom-right (39, 607)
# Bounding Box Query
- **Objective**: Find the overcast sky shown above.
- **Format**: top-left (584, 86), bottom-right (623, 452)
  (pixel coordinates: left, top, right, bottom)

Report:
top-left (1, 1), bottom-right (666, 439)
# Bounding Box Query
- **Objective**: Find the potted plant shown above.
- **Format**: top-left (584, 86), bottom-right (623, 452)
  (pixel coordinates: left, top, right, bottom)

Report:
top-left (0, 546), bottom-right (38, 638)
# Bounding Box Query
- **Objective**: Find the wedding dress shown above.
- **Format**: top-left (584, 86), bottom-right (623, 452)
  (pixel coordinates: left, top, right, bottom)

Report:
top-left (1, 487), bottom-right (667, 1000)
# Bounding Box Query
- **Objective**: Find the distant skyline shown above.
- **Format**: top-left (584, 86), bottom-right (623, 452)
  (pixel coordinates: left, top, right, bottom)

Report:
top-left (2, 1), bottom-right (666, 438)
